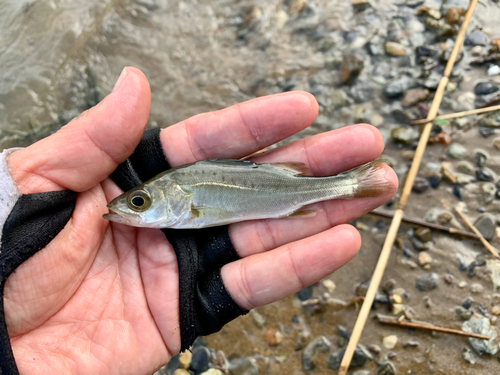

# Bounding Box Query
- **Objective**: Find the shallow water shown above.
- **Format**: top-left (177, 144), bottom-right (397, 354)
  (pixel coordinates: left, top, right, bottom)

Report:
top-left (3, 0), bottom-right (500, 374)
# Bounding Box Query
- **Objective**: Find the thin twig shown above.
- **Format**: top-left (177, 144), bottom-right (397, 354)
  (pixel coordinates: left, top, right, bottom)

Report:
top-left (454, 207), bottom-right (500, 259)
top-left (369, 210), bottom-right (479, 239)
top-left (377, 316), bottom-right (491, 340)
top-left (338, 2), bottom-right (479, 373)
top-left (410, 104), bottom-right (500, 125)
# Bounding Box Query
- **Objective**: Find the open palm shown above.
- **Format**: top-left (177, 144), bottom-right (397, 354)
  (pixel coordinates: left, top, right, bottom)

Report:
top-left (5, 67), bottom-right (397, 374)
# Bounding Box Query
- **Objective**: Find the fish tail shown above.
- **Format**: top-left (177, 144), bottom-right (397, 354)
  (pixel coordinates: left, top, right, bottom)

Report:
top-left (347, 160), bottom-right (392, 198)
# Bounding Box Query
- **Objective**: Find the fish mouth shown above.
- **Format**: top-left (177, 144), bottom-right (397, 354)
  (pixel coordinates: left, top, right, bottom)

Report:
top-left (102, 212), bottom-right (139, 225)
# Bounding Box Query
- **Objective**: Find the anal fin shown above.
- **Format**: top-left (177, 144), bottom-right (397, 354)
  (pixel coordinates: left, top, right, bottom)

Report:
top-left (272, 162), bottom-right (310, 175)
top-left (287, 207), bottom-right (318, 219)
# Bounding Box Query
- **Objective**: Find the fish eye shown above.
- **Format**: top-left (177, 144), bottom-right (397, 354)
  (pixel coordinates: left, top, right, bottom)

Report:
top-left (127, 190), bottom-right (152, 211)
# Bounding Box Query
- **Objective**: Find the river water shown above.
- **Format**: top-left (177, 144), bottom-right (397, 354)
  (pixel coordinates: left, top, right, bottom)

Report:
top-left (3, 0), bottom-right (500, 374)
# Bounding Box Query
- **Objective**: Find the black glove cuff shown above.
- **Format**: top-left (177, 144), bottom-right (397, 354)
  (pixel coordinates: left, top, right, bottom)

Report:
top-left (110, 128), bottom-right (248, 352)
top-left (0, 191), bottom-right (77, 375)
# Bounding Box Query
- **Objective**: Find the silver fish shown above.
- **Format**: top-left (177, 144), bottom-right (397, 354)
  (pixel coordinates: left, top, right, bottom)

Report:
top-left (103, 159), bottom-right (391, 228)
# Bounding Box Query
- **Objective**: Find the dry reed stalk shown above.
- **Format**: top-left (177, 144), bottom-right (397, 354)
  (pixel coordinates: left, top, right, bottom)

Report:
top-left (454, 207), bottom-right (500, 259)
top-left (377, 316), bottom-right (491, 340)
top-left (410, 104), bottom-right (500, 125)
top-left (338, 1), bottom-right (479, 373)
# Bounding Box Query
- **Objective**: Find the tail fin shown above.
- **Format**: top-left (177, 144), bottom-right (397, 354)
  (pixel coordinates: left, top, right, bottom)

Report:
top-left (343, 160), bottom-right (393, 198)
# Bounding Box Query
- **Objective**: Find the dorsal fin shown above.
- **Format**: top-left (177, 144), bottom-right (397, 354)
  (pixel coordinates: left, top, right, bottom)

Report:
top-left (271, 162), bottom-right (310, 175)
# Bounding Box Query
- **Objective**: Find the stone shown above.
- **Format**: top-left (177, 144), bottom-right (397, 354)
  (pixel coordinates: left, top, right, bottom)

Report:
top-left (322, 279), bottom-right (336, 293)
top-left (383, 335), bottom-right (398, 349)
top-left (415, 227), bottom-right (432, 242)
top-left (462, 316), bottom-right (499, 355)
top-left (200, 370), bottom-right (224, 375)
top-left (402, 88), bottom-right (429, 106)
top-left (385, 41), bottom-right (406, 56)
top-left (383, 76), bottom-right (414, 97)
top-left (445, 7), bottom-right (463, 24)
top-left (462, 346), bottom-right (477, 364)
top-left (488, 65), bottom-right (500, 76)
top-left (331, 89), bottom-right (348, 108)
top-left (476, 168), bottom-right (495, 182)
top-left (302, 336), bottom-right (331, 371)
top-left (179, 351), bottom-right (192, 369)
top-left (479, 112), bottom-right (500, 127)
top-left (368, 344), bottom-right (381, 354)
top-left (465, 29), bottom-right (488, 46)
top-left (228, 357), bottom-right (259, 375)
top-left (474, 150), bottom-right (488, 168)
top-left (371, 114), bottom-right (384, 127)
top-left (412, 178), bottom-right (429, 194)
top-left (418, 252), bottom-right (432, 268)
top-left (486, 260), bottom-right (500, 290)
top-left (392, 303), bottom-right (404, 315)
top-left (474, 214), bottom-right (496, 240)
top-left (191, 347), bottom-right (211, 374)
top-left (459, 281), bottom-right (468, 288)
top-left (173, 369), bottom-right (190, 375)
top-left (446, 142), bottom-right (467, 159)
top-left (251, 310), bottom-right (266, 328)
top-left (377, 360), bottom-right (396, 375)
top-left (416, 272), bottom-right (439, 292)
top-left (457, 161), bottom-right (474, 175)
top-left (492, 306), bottom-right (500, 315)
top-left (352, 0), bottom-right (371, 12)
top-left (265, 327), bottom-right (283, 346)
top-left (471, 283), bottom-right (484, 294)
top-left (296, 285), bottom-right (314, 301)
top-left (474, 82), bottom-right (499, 96)
top-left (340, 54), bottom-right (364, 84)
top-left (327, 346), bottom-right (367, 370)
top-left (391, 126), bottom-right (419, 145)
top-left (471, 45), bottom-right (483, 56)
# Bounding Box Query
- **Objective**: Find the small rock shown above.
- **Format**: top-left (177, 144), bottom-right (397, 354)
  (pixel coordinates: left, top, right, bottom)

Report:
top-left (383, 335), bottom-right (398, 349)
top-left (340, 54), bottom-right (364, 84)
top-left (412, 178), bottom-right (430, 194)
top-left (391, 126), bottom-right (419, 145)
top-left (265, 327), bottom-right (283, 346)
top-left (330, 89), bottom-right (348, 108)
top-left (392, 303), bottom-right (404, 315)
top-left (418, 252), bottom-right (432, 268)
top-left (353, 371), bottom-right (371, 375)
top-left (415, 227), bottom-right (433, 242)
top-left (228, 357), bottom-right (259, 375)
top-left (251, 310), bottom-right (266, 328)
top-left (459, 281), bottom-right (468, 288)
top-left (377, 360), bottom-right (396, 375)
top-left (474, 214), bottom-right (496, 240)
top-left (462, 346), bottom-right (477, 364)
top-left (462, 316), bottom-right (499, 355)
top-left (476, 168), bottom-right (495, 182)
top-left (444, 273), bottom-right (454, 284)
top-left (302, 336), bottom-right (331, 371)
top-left (296, 285), bottom-right (314, 301)
top-left (368, 344), bottom-right (381, 354)
top-left (486, 260), bottom-right (500, 290)
top-left (327, 346), bottom-right (367, 370)
top-left (474, 150), bottom-right (488, 168)
top-left (475, 82), bottom-right (499, 96)
top-left (382, 279), bottom-right (396, 294)
top-left (471, 45), bottom-right (483, 56)
top-left (462, 296), bottom-right (473, 310)
top-left (446, 142), bottom-right (467, 159)
top-left (403, 340), bottom-right (420, 348)
top-left (494, 137), bottom-right (500, 150)
top-left (492, 306), bottom-right (500, 315)
top-left (385, 41), bottom-right (406, 56)
top-left (383, 76), bottom-right (414, 97)
top-left (488, 65), bottom-right (500, 76)
top-left (322, 279), bottom-right (336, 293)
top-left (179, 351), bottom-right (192, 369)
top-left (173, 369), bottom-right (190, 375)
top-left (416, 272), bottom-right (439, 292)
top-left (402, 88), bottom-right (430, 106)
top-left (200, 370), bottom-right (223, 375)
top-left (456, 306), bottom-right (473, 320)
top-left (479, 112), bottom-right (500, 127)
top-left (371, 114), bottom-right (384, 127)
top-left (445, 7), bottom-right (464, 24)
top-left (457, 161), bottom-right (474, 175)
top-left (191, 347), bottom-right (211, 374)
top-left (465, 29), bottom-right (488, 46)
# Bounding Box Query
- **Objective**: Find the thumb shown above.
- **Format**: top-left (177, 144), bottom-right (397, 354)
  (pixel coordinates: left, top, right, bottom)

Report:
top-left (8, 67), bottom-right (151, 194)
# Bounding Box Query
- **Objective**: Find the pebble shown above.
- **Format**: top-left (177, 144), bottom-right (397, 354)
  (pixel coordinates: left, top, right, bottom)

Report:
top-left (444, 273), bottom-right (454, 284)
top-left (445, 7), bottom-right (463, 24)
top-left (457, 161), bottom-right (474, 175)
top-left (385, 41), bottom-right (406, 56)
top-left (302, 336), bottom-right (331, 371)
top-left (412, 177), bottom-right (430, 194)
top-left (474, 150), bottom-right (488, 168)
top-left (458, 281), bottom-right (468, 288)
top-left (494, 137), bottom-right (500, 150)
top-left (474, 213), bottom-right (496, 240)
top-left (390, 126), bottom-right (419, 145)
top-left (479, 112), bottom-right (500, 127)
top-left (251, 310), bottom-right (266, 328)
top-left (340, 54), bottom-right (364, 84)
top-left (462, 347), bottom-right (477, 365)
top-left (265, 327), bottom-right (283, 346)
top-left (322, 279), bottom-right (336, 293)
top-left (173, 369), bottom-right (190, 375)
top-left (471, 45), bottom-right (483, 56)
top-left (377, 360), bottom-right (396, 375)
top-left (446, 142), bottom-right (467, 159)
top-left (462, 316), bottom-right (499, 355)
top-left (474, 82), bottom-right (499, 96)
top-left (228, 357), bottom-right (259, 375)
top-left (476, 168), bottom-right (495, 182)
top-left (200, 370), bottom-right (223, 375)
top-left (471, 283), bottom-right (484, 294)
top-left (403, 340), bottom-right (420, 348)
top-left (392, 303), bottom-right (404, 315)
top-left (416, 272), bottom-right (439, 292)
top-left (327, 346), bottom-right (367, 370)
top-left (383, 76), bottom-right (414, 97)
top-left (492, 306), bottom-right (500, 315)
top-left (371, 114), bottom-right (384, 127)
top-left (402, 88), bottom-right (429, 106)
top-left (418, 251), bottom-right (432, 268)
top-left (488, 65), bottom-right (500, 76)
top-left (330, 89), bottom-right (348, 108)
top-left (415, 227), bottom-right (433, 242)
top-left (296, 285), bottom-right (314, 301)
top-left (462, 297), bottom-right (473, 310)
top-left (179, 351), bottom-right (192, 369)
top-left (456, 306), bottom-right (473, 320)
top-left (368, 344), bottom-right (381, 354)
top-left (465, 29), bottom-right (488, 46)
top-left (382, 335), bottom-right (398, 349)
top-left (191, 347), bottom-right (211, 374)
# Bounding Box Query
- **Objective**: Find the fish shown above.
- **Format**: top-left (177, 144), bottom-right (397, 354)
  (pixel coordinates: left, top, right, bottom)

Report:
top-left (103, 159), bottom-right (392, 229)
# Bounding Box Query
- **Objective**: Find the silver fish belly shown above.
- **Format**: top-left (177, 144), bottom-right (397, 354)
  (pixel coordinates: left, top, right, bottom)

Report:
top-left (103, 159), bottom-right (391, 229)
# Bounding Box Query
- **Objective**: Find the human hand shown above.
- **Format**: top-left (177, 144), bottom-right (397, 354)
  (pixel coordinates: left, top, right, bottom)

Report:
top-left (6, 67), bottom-right (397, 374)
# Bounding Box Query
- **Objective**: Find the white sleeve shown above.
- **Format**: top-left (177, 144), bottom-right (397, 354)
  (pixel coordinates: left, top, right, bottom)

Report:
top-left (0, 148), bottom-right (22, 244)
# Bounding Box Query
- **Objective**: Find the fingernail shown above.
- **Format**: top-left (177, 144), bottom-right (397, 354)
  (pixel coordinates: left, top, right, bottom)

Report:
top-left (112, 67), bottom-right (128, 93)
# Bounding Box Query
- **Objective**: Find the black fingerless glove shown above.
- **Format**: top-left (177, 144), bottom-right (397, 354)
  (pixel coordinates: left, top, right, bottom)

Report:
top-left (0, 189), bottom-right (77, 375)
top-left (110, 128), bottom-right (248, 351)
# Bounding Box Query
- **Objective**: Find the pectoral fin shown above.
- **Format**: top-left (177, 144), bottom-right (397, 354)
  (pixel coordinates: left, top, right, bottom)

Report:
top-left (271, 162), bottom-right (310, 175)
top-left (287, 207), bottom-right (318, 218)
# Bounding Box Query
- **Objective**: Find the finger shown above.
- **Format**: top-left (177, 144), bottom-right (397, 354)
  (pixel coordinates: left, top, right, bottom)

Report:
top-left (8, 67), bottom-right (151, 194)
top-left (222, 225), bottom-right (361, 310)
top-left (160, 91), bottom-right (319, 167)
top-left (229, 124), bottom-right (398, 257)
